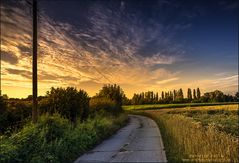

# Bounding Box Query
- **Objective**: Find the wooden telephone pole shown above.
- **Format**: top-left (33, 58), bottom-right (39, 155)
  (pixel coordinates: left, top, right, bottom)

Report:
top-left (32, 0), bottom-right (38, 123)
top-left (0, 0), bottom-right (2, 96)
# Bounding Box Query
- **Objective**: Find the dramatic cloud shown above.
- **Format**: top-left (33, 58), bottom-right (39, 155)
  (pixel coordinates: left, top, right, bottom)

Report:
top-left (1, 0), bottom-right (238, 98)
top-left (1, 51), bottom-right (19, 64)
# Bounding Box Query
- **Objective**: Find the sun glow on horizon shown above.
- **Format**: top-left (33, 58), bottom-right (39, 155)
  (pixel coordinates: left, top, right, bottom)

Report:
top-left (1, 1), bottom-right (238, 98)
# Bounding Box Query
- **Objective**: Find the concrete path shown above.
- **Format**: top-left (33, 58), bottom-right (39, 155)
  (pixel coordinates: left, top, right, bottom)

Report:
top-left (74, 115), bottom-right (167, 162)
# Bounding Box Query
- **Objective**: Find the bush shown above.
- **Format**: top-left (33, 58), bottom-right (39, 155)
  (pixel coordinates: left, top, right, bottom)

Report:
top-left (92, 84), bottom-right (124, 113)
top-left (89, 97), bottom-right (117, 113)
top-left (0, 96), bottom-right (8, 133)
top-left (98, 84), bottom-right (123, 107)
top-left (44, 87), bottom-right (89, 124)
top-left (0, 96), bottom-right (7, 109)
top-left (0, 114), bottom-right (69, 162)
top-left (0, 99), bottom-right (31, 134)
top-left (38, 98), bottom-right (51, 115)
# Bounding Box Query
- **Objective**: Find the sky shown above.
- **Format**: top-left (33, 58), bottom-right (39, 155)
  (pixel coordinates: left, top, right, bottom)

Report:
top-left (1, 0), bottom-right (238, 98)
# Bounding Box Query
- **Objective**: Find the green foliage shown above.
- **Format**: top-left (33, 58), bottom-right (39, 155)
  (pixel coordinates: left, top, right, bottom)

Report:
top-left (122, 95), bottom-right (131, 105)
top-left (131, 88), bottom-right (186, 105)
top-left (92, 84), bottom-right (124, 113)
top-left (0, 113), bottom-right (128, 163)
top-left (97, 84), bottom-right (124, 109)
top-left (177, 88), bottom-right (184, 101)
top-left (193, 89), bottom-right (196, 100)
top-left (44, 87), bottom-right (89, 124)
top-left (0, 96), bottom-right (8, 133)
top-left (187, 88), bottom-right (192, 101)
top-left (0, 86), bottom-right (128, 163)
top-left (0, 99), bottom-right (31, 134)
top-left (0, 96), bottom-right (7, 108)
top-left (235, 92), bottom-right (239, 102)
top-left (201, 90), bottom-right (224, 102)
top-left (89, 97), bottom-right (116, 113)
top-left (129, 88), bottom-right (237, 105)
top-left (196, 87), bottom-right (201, 99)
top-left (38, 97), bottom-right (51, 114)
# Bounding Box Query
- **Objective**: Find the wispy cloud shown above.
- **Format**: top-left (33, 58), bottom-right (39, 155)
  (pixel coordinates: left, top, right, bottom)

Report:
top-left (144, 54), bottom-right (179, 65)
top-left (1, 1), bottom-right (237, 97)
top-left (156, 77), bottom-right (179, 84)
top-left (2, 1), bottom-right (185, 97)
top-left (214, 72), bottom-right (228, 76)
top-left (212, 75), bottom-right (238, 85)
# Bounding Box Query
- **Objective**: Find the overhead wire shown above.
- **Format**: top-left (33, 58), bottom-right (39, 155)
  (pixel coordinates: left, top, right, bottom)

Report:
top-left (24, 0), bottom-right (113, 84)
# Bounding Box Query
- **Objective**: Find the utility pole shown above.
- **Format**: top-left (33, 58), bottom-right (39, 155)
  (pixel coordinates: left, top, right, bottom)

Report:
top-left (0, 0), bottom-right (2, 96)
top-left (32, 0), bottom-right (38, 123)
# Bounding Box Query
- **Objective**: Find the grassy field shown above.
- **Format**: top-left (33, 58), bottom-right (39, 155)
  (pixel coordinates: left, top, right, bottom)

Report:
top-left (123, 102), bottom-right (238, 110)
top-left (130, 104), bottom-right (238, 162)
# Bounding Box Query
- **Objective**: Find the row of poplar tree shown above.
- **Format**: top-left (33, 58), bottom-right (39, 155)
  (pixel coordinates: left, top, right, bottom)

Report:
top-left (131, 88), bottom-right (201, 104)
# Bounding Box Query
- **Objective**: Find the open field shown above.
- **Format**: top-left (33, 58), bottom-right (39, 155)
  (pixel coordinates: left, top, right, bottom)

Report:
top-left (130, 104), bottom-right (239, 162)
top-left (123, 102), bottom-right (239, 110)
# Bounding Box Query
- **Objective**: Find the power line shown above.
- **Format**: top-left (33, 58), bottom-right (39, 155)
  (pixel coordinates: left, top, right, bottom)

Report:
top-left (38, 13), bottom-right (113, 84)
top-left (24, 0), bottom-right (113, 84)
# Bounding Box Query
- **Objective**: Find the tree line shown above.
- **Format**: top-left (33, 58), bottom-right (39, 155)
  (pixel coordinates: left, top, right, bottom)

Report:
top-left (128, 88), bottom-right (239, 105)
top-left (0, 84), bottom-right (124, 134)
top-left (1, 85), bottom-right (238, 133)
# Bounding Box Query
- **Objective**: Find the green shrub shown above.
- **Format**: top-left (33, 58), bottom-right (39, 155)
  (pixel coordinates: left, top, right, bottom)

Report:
top-left (44, 87), bottom-right (89, 124)
top-left (0, 96), bottom-right (7, 109)
top-left (0, 96), bottom-right (8, 133)
top-left (38, 98), bottom-right (51, 115)
top-left (38, 115), bottom-right (70, 142)
top-left (0, 99), bottom-right (31, 134)
top-left (89, 97), bottom-right (116, 113)
top-left (97, 84), bottom-right (124, 110)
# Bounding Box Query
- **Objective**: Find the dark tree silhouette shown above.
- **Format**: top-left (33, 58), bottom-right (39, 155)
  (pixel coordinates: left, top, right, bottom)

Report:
top-left (97, 84), bottom-right (124, 111)
top-left (235, 92), bottom-right (239, 102)
top-left (178, 88), bottom-right (184, 101)
top-left (197, 88), bottom-right (201, 99)
top-left (193, 89), bottom-right (196, 99)
top-left (187, 88), bottom-right (192, 101)
top-left (46, 87), bottom-right (89, 125)
top-left (173, 90), bottom-right (177, 101)
top-left (161, 91), bottom-right (164, 99)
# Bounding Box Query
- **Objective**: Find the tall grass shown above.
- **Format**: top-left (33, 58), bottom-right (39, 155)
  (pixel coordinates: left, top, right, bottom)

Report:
top-left (132, 105), bottom-right (238, 162)
top-left (0, 113), bottom-right (128, 163)
top-left (168, 105), bottom-right (239, 137)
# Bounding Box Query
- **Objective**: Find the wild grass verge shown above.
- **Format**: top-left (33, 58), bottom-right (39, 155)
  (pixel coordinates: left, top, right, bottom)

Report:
top-left (0, 113), bottom-right (128, 163)
top-left (130, 105), bottom-right (238, 162)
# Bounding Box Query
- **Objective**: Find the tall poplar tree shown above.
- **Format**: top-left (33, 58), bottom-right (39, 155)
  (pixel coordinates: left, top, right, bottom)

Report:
top-left (193, 89), bottom-right (196, 99)
top-left (197, 88), bottom-right (201, 99)
top-left (178, 88), bottom-right (184, 101)
top-left (187, 88), bottom-right (192, 100)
